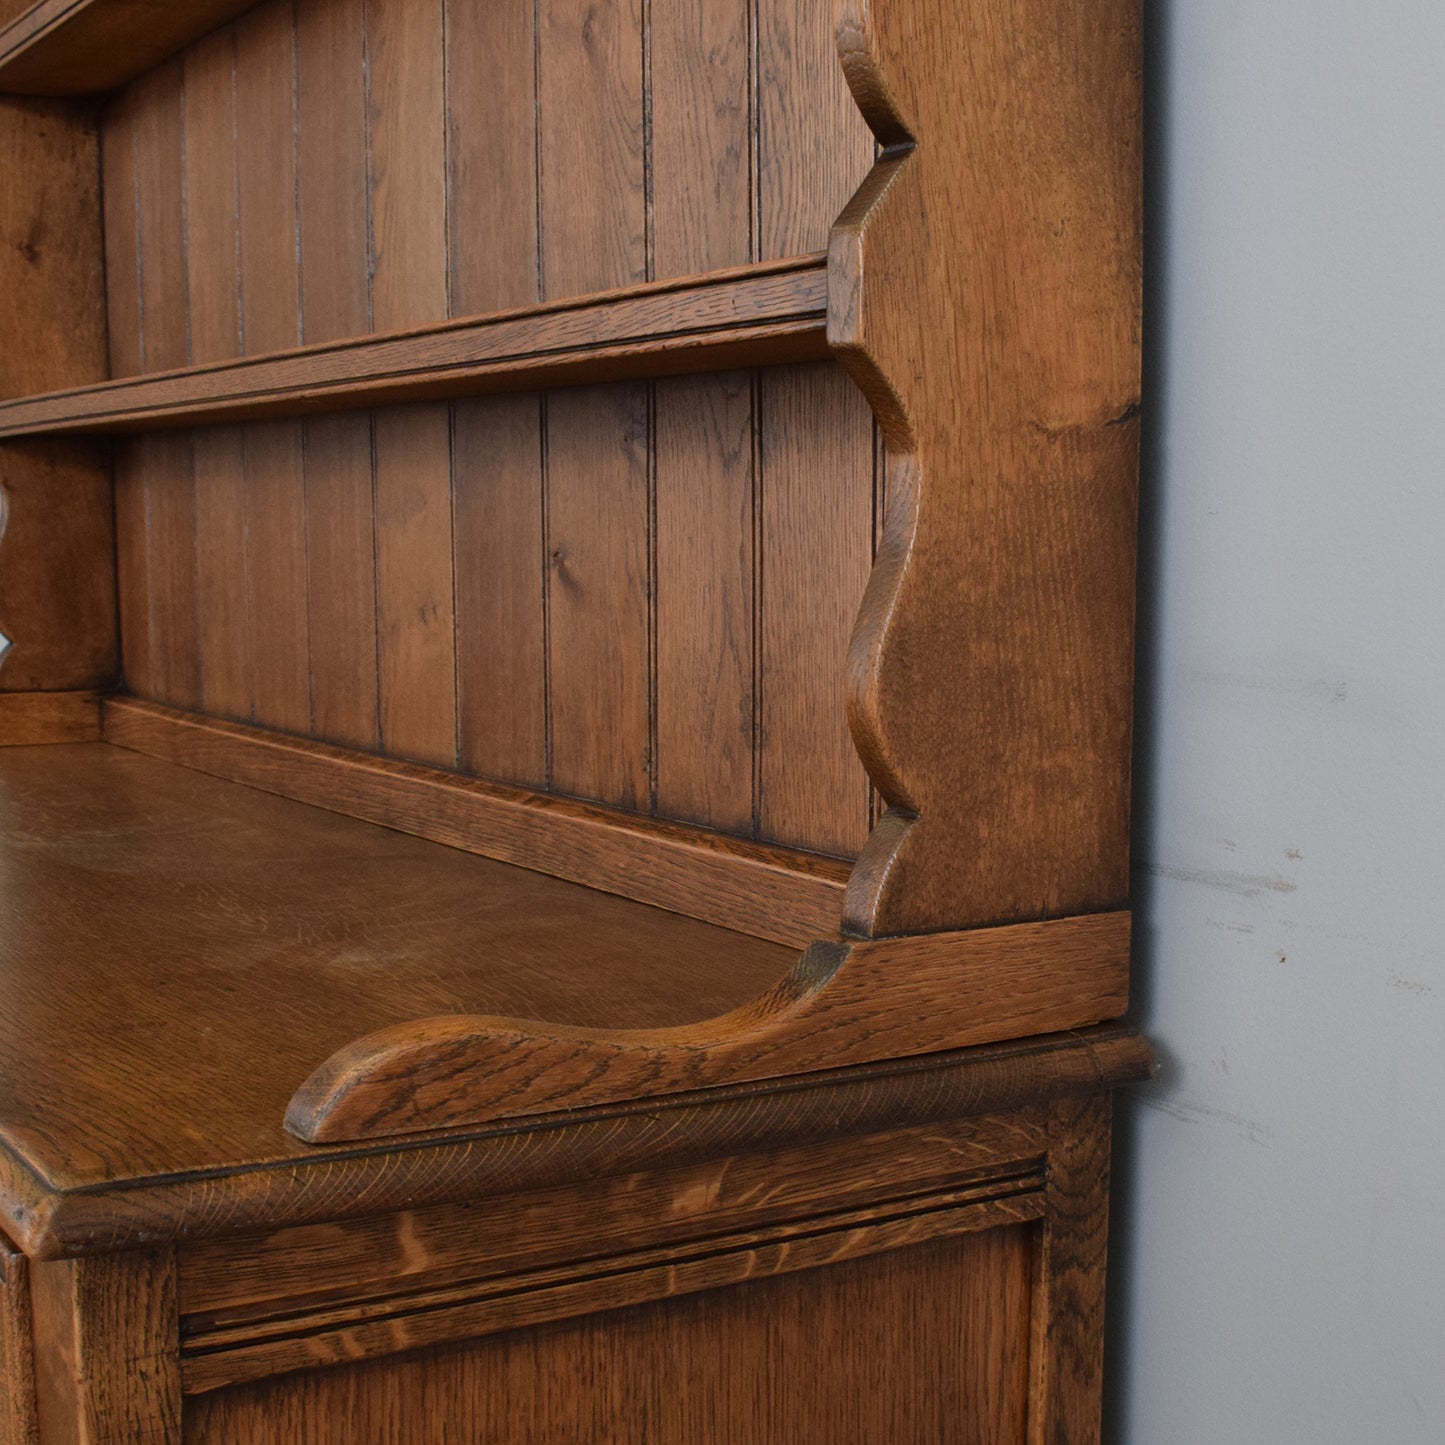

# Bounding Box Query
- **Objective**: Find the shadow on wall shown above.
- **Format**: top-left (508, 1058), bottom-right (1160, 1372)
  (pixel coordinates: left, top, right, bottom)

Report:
top-left (1103, 0), bottom-right (1174, 1437)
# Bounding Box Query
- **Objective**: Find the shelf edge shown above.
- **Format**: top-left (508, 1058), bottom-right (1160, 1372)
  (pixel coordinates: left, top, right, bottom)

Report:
top-left (0, 259), bottom-right (830, 437)
top-left (101, 696), bottom-right (849, 951)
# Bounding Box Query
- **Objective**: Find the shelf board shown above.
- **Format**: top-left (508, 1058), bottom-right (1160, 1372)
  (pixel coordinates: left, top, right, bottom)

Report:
top-left (0, 258), bottom-right (830, 439)
top-left (0, 737), bottom-right (1149, 1261)
top-left (0, 741), bottom-right (799, 1191)
top-left (0, 0), bottom-right (261, 95)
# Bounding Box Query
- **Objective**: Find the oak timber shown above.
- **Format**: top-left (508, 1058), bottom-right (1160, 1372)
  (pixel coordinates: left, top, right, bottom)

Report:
top-left (0, 260), bottom-right (830, 438)
top-left (101, 698), bottom-right (849, 948)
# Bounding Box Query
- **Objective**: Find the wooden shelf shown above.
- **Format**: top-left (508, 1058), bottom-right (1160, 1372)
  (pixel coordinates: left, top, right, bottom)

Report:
top-left (0, 740), bottom-right (798, 1186)
top-left (0, 258), bottom-right (829, 439)
top-left (0, 0), bottom-right (261, 96)
top-left (0, 734), bottom-right (1130, 1199)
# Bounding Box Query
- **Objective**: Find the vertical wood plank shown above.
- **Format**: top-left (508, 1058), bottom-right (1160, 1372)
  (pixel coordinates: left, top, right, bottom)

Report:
top-left (546, 385), bottom-right (650, 810)
top-left (297, 0), bottom-right (376, 750)
top-left (1028, 1094), bottom-right (1114, 1445)
top-left (758, 363), bottom-right (872, 857)
top-left (134, 433), bottom-right (200, 710)
top-left (0, 1235), bottom-right (38, 1445)
top-left (127, 62), bottom-right (200, 707)
top-left (112, 440), bottom-right (153, 698)
top-left (366, 0), bottom-right (446, 330)
top-left (373, 405), bottom-right (455, 766)
top-left (537, 0), bottom-right (645, 300)
top-left (296, 0), bottom-right (369, 345)
top-left (235, 0), bottom-right (308, 733)
top-left (368, 0), bottom-right (454, 766)
top-left (0, 100), bottom-right (113, 695)
top-left (444, 0), bottom-right (537, 316)
top-left (445, 0), bottom-right (543, 787)
top-left (751, 0), bottom-right (875, 857)
top-left (647, 0), bottom-right (756, 833)
top-left (182, 29), bottom-right (246, 722)
top-left (452, 396), bottom-right (545, 787)
top-left (99, 91), bottom-right (142, 378)
top-left (756, 0), bottom-right (872, 260)
top-left (244, 421), bottom-right (311, 733)
top-left (654, 372), bottom-right (754, 833)
top-left (30, 1250), bottom-right (179, 1445)
top-left (181, 26), bottom-right (241, 366)
top-left (131, 60), bottom-right (188, 372)
top-left (0, 440), bottom-right (115, 695)
top-left (650, 0), bottom-right (752, 277)
top-left (538, 0), bottom-right (649, 809)
top-left (192, 426), bottom-right (252, 720)
top-left (234, 0), bottom-right (300, 356)
top-left (303, 415), bottom-right (377, 750)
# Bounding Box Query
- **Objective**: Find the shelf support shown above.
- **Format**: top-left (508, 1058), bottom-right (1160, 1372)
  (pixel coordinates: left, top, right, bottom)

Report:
top-left (287, 912), bottom-right (1129, 1143)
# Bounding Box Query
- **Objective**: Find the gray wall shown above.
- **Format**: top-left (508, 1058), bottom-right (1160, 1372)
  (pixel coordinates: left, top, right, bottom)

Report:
top-left (1109, 2), bottom-right (1445, 1440)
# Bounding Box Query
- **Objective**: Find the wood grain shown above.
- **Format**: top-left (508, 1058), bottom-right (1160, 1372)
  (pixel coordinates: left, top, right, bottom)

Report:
top-left (0, 101), bottom-right (112, 695)
top-left (98, 86), bottom-right (141, 378)
top-left (453, 395), bottom-right (547, 788)
top-left (758, 361), bottom-right (873, 856)
top-left (184, 1229), bottom-right (1032, 1445)
top-left (650, 0), bottom-right (751, 276)
top-left (132, 433), bottom-right (199, 709)
top-left (101, 697), bottom-right (847, 947)
top-left (29, 1251), bottom-right (179, 1444)
top-left (831, 0), bottom-right (1142, 933)
top-left (0, 1232), bottom-right (38, 1444)
top-left (0, 690), bottom-right (99, 746)
top-left (234, 0), bottom-right (299, 358)
top-left (184, 1185), bottom-right (1043, 1393)
top-left (0, 1010), bottom-right (1147, 1260)
top-left (243, 421), bottom-right (311, 734)
top-left (288, 911), bottom-right (1130, 1141)
top-left (180, 26), bottom-right (240, 367)
top-left (654, 371), bottom-right (755, 832)
top-left (444, 0), bottom-right (536, 315)
top-left (372, 404), bottom-right (455, 766)
top-left (191, 427), bottom-right (251, 720)
top-left (1028, 1093), bottom-right (1114, 1445)
top-left (295, 0), bottom-right (368, 347)
top-left (0, 261), bottom-right (831, 438)
top-left (0, 0), bottom-right (261, 95)
top-left (295, 0), bottom-right (375, 752)
top-left (131, 60), bottom-right (188, 373)
top-left (537, 0), bottom-right (645, 301)
top-left (178, 1111), bottom-right (1048, 1321)
top-left (301, 414), bottom-right (377, 750)
top-left (0, 440), bottom-right (115, 693)
top-left (545, 384), bottom-right (650, 810)
top-left (0, 100), bottom-right (106, 397)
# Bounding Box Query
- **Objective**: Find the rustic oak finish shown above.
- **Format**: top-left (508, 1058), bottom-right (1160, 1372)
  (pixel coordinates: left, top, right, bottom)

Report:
top-left (0, 0), bottom-right (1143, 1438)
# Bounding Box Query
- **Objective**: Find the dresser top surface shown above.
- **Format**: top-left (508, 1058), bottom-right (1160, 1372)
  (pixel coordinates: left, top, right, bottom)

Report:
top-left (0, 744), bottom-right (793, 1189)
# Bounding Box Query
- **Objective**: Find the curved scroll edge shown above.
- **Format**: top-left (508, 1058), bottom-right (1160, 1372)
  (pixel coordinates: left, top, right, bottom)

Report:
top-left (830, 0), bottom-right (934, 927)
top-left (286, 941), bottom-right (850, 1143)
top-left (285, 913), bottom-right (1133, 1144)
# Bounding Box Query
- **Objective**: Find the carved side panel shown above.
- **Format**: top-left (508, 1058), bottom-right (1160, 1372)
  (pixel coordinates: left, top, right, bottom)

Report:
top-left (831, 0), bottom-right (1143, 934)
top-left (0, 98), bottom-right (114, 693)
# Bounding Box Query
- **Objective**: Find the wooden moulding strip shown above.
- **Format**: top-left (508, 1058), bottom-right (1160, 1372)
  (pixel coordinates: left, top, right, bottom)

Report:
top-left (179, 1179), bottom-right (1046, 1394)
top-left (0, 0), bottom-right (297, 96)
top-left (100, 696), bottom-right (849, 950)
top-left (0, 689), bottom-right (100, 744)
top-left (287, 911), bottom-right (1132, 1142)
top-left (0, 257), bottom-right (830, 437)
top-left (0, 1026), bottom-right (1154, 1260)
